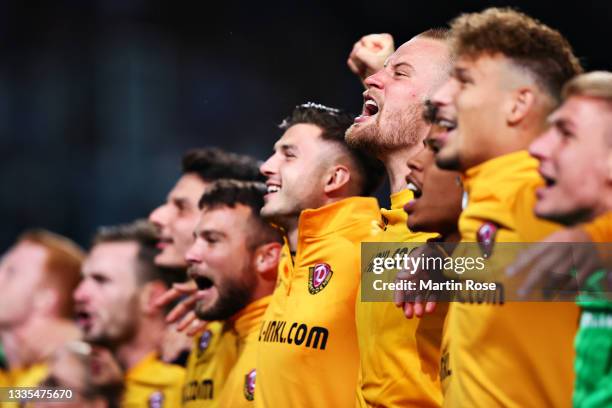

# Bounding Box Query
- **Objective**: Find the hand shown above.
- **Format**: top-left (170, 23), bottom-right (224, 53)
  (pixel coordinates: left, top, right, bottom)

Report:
top-left (393, 244), bottom-right (446, 319)
top-left (155, 280), bottom-right (207, 336)
top-left (160, 323), bottom-right (195, 363)
top-left (507, 227), bottom-right (601, 298)
top-left (347, 33), bottom-right (394, 83)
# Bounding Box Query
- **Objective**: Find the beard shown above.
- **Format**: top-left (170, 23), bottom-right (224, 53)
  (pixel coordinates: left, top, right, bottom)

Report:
top-left (346, 102), bottom-right (422, 156)
top-left (194, 270), bottom-right (256, 321)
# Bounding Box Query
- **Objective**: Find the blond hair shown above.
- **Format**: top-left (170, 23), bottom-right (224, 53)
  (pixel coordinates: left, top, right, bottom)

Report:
top-left (562, 71), bottom-right (612, 102)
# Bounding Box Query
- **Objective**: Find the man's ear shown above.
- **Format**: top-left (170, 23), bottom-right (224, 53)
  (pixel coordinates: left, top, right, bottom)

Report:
top-left (140, 281), bottom-right (167, 315)
top-left (253, 242), bottom-right (282, 282)
top-left (323, 165), bottom-right (351, 195)
top-left (507, 87), bottom-right (535, 126)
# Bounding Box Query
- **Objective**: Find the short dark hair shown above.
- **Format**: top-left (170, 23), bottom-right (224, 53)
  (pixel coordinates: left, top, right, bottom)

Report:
top-left (181, 148), bottom-right (264, 183)
top-left (280, 102), bottom-right (385, 196)
top-left (93, 220), bottom-right (180, 289)
top-left (450, 7), bottom-right (583, 102)
top-left (198, 179), bottom-right (283, 248)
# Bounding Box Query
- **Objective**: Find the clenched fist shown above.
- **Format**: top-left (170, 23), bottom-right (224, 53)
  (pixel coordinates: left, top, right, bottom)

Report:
top-left (347, 33), bottom-right (395, 83)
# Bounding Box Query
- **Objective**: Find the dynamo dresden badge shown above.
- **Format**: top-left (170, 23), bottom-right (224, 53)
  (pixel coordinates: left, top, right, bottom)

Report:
top-left (308, 263), bottom-right (333, 294)
top-left (476, 222), bottom-right (498, 258)
top-left (148, 391), bottom-right (164, 408)
top-left (197, 329), bottom-right (213, 358)
top-left (243, 369), bottom-right (256, 401)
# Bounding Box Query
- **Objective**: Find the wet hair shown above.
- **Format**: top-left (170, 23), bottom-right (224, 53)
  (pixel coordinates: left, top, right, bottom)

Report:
top-left (450, 7), bottom-right (583, 102)
top-left (280, 102), bottom-right (385, 196)
top-left (17, 229), bottom-right (85, 319)
top-left (198, 179), bottom-right (283, 249)
top-left (181, 148), bottom-right (264, 183)
top-left (93, 220), bottom-right (181, 288)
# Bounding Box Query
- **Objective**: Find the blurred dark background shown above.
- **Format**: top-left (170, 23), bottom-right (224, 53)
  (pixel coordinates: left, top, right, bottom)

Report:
top-left (1, 0), bottom-right (611, 250)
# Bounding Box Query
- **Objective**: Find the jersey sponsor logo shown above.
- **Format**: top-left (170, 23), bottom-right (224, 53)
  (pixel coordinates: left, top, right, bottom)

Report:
top-left (308, 263), bottom-right (333, 294)
top-left (243, 369), bottom-right (256, 401)
top-left (182, 379), bottom-right (214, 402)
top-left (148, 391), bottom-right (164, 408)
top-left (197, 330), bottom-right (213, 358)
top-left (258, 320), bottom-right (329, 350)
top-left (476, 222), bottom-right (498, 258)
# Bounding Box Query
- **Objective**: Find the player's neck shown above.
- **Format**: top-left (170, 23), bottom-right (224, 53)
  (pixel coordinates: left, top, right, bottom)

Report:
top-left (115, 318), bottom-right (164, 371)
top-left (380, 145), bottom-right (422, 194)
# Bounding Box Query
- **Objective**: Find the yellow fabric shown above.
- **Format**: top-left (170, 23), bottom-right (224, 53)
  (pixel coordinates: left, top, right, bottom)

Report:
top-left (122, 352), bottom-right (185, 408)
top-left (582, 212), bottom-right (612, 242)
top-left (256, 197), bottom-right (381, 408)
top-left (442, 151), bottom-right (578, 408)
top-left (0, 364), bottom-right (48, 408)
top-left (355, 189), bottom-right (446, 408)
top-left (216, 296), bottom-right (270, 407)
top-left (183, 321), bottom-right (238, 407)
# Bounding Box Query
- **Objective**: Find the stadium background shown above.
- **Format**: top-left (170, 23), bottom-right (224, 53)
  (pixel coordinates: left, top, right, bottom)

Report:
top-left (1, 0), bottom-right (611, 250)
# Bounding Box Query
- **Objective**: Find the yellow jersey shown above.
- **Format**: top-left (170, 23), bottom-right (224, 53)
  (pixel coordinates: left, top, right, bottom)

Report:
top-left (582, 212), bottom-right (612, 242)
top-left (0, 364), bottom-right (47, 408)
top-left (356, 190), bottom-right (446, 408)
top-left (442, 150), bottom-right (578, 408)
top-left (256, 197), bottom-right (381, 408)
top-left (123, 352), bottom-right (185, 408)
top-left (216, 296), bottom-right (270, 407)
top-left (182, 321), bottom-right (238, 407)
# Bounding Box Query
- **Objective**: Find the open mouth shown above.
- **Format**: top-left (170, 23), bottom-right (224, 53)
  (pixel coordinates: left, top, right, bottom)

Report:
top-left (435, 117), bottom-right (457, 132)
top-left (363, 97), bottom-right (379, 116)
top-left (355, 94), bottom-right (380, 123)
top-left (406, 180), bottom-right (422, 199)
top-left (194, 276), bottom-right (214, 291)
top-left (75, 309), bottom-right (92, 329)
top-left (542, 174), bottom-right (556, 188)
top-left (266, 183), bottom-right (281, 194)
top-left (156, 236), bottom-right (173, 249)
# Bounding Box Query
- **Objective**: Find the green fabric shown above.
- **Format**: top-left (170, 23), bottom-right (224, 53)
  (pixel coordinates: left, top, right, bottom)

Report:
top-left (0, 342), bottom-right (5, 369)
top-left (574, 309), bottom-right (612, 407)
top-left (576, 270), bottom-right (611, 309)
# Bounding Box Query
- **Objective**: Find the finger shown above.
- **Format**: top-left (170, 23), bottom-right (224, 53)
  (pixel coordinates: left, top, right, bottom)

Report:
top-left (425, 301), bottom-right (437, 314)
top-left (174, 281), bottom-right (197, 294)
top-left (166, 295), bottom-right (198, 323)
top-left (517, 251), bottom-right (561, 297)
top-left (403, 302), bottom-right (415, 319)
top-left (347, 58), bottom-right (362, 76)
top-left (507, 242), bottom-right (550, 277)
top-left (187, 320), bottom-right (207, 337)
top-left (154, 288), bottom-right (180, 307)
top-left (414, 301), bottom-right (425, 318)
top-left (176, 311), bottom-right (197, 332)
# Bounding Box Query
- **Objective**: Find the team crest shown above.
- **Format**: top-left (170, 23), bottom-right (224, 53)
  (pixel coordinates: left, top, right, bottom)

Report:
top-left (243, 369), bottom-right (256, 401)
top-left (148, 391), bottom-right (164, 408)
top-left (308, 263), bottom-right (333, 294)
top-left (197, 330), bottom-right (213, 358)
top-left (477, 222), bottom-right (498, 258)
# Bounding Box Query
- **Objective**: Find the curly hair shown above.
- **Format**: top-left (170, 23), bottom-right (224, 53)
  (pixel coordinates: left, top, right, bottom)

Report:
top-left (450, 7), bottom-right (583, 101)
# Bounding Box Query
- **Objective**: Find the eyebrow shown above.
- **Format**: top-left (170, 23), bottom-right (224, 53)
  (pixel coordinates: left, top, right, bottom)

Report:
top-left (273, 143), bottom-right (297, 153)
top-left (389, 61), bottom-right (415, 75)
top-left (195, 229), bottom-right (227, 239)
